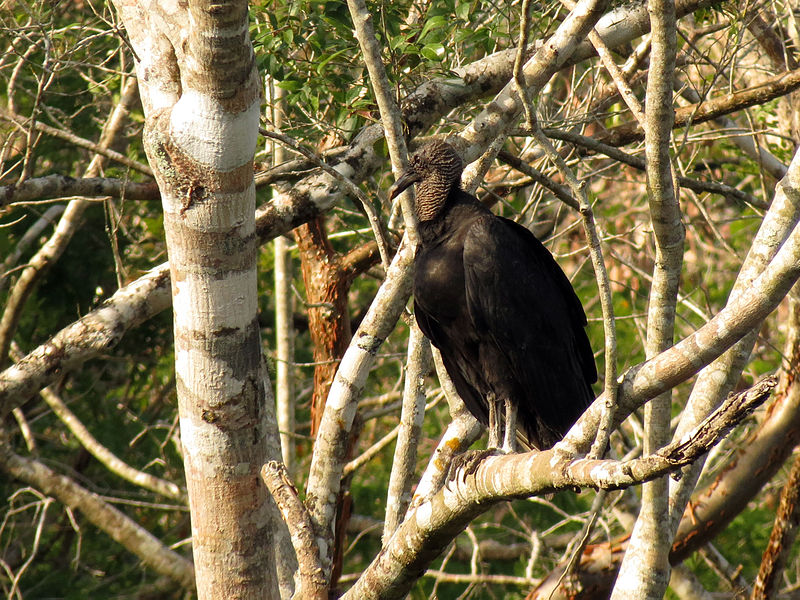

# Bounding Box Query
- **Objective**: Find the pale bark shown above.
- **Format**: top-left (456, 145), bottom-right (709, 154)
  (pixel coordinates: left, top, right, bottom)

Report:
top-left (269, 83), bottom-right (296, 474)
top-left (343, 378), bottom-right (775, 600)
top-left (613, 1), bottom-right (681, 597)
top-left (304, 237), bottom-right (415, 575)
top-left (110, 1), bottom-right (277, 597)
top-left (344, 0), bottom-right (430, 548)
top-left (274, 236), bottom-right (295, 471)
top-left (345, 0), bottom-right (414, 229)
top-left (456, 0), bottom-right (610, 163)
top-left (383, 324), bottom-right (431, 541)
top-left (262, 462), bottom-right (326, 600)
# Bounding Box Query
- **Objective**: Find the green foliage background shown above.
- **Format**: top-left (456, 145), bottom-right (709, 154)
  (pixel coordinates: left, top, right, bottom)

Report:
top-left (0, 0), bottom-right (797, 598)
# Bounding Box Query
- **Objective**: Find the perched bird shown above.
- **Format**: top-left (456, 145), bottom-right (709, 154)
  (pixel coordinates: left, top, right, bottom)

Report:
top-left (390, 140), bottom-right (596, 452)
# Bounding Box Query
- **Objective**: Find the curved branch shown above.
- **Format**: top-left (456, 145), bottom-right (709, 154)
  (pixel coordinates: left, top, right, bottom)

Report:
top-left (0, 444), bottom-right (195, 588)
top-left (344, 377), bottom-right (776, 600)
top-left (262, 461), bottom-right (326, 600)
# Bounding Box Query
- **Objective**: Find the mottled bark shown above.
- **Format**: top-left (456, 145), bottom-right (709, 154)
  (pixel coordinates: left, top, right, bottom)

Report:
top-left (296, 218), bottom-right (354, 437)
top-left (262, 462), bottom-right (327, 600)
top-left (110, 1), bottom-right (278, 597)
top-left (613, 1), bottom-right (681, 598)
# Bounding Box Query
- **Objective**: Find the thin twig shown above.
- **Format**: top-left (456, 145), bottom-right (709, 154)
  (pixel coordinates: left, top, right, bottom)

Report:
top-left (513, 0), bottom-right (537, 131)
top-left (541, 129), bottom-right (767, 209)
top-left (345, 0), bottom-right (416, 237)
top-left (525, 121), bottom-right (618, 460)
top-left (259, 126), bottom-right (392, 271)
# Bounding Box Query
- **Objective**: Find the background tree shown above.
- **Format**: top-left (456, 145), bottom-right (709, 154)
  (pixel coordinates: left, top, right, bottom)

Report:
top-left (2, 1), bottom-right (800, 599)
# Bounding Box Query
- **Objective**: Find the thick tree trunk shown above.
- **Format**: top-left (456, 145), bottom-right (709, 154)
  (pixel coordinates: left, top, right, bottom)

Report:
top-left (112, 1), bottom-right (279, 597)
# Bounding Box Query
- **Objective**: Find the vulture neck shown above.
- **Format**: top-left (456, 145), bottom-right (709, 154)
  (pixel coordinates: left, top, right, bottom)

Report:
top-left (415, 176), bottom-right (459, 222)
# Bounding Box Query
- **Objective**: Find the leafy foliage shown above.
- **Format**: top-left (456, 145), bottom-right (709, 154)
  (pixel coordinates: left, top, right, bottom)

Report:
top-left (2, 0), bottom-right (800, 598)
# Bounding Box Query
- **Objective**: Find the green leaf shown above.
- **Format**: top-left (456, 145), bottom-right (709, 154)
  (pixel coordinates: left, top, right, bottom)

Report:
top-left (317, 47), bottom-right (351, 73)
top-left (276, 79), bottom-right (303, 91)
top-left (421, 42), bottom-right (445, 62)
top-left (418, 15), bottom-right (447, 42)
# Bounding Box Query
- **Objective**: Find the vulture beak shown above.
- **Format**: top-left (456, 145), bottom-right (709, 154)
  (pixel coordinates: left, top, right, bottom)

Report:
top-left (389, 169), bottom-right (421, 200)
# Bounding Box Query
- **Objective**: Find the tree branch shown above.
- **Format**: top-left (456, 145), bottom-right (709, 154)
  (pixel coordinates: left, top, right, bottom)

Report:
top-left (0, 175), bottom-right (159, 206)
top-left (598, 67), bottom-right (800, 148)
top-left (0, 443), bottom-right (195, 588)
top-left (261, 461), bottom-right (327, 600)
top-left (613, 1), bottom-right (681, 596)
top-left (344, 377), bottom-right (776, 600)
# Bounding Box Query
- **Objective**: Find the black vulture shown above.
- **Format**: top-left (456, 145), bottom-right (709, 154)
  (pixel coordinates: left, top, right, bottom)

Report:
top-left (389, 140), bottom-right (597, 452)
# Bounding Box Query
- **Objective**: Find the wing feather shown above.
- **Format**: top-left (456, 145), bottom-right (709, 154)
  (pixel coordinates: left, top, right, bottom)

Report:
top-left (462, 215), bottom-right (596, 444)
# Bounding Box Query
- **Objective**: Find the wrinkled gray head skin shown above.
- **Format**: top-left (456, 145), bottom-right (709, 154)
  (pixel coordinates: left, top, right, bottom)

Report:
top-left (389, 140), bottom-right (464, 221)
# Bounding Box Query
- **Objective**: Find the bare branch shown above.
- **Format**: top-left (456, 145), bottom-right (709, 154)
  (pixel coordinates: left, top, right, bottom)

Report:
top-left (383, 324), bottom-right (431, 541)
top-left (0, 444), bottom-right (194, 588)
top-left (344, 377), bottom-right (776, 600)
top-left (613, 0), bottom-right (681, 596)
top-left (0, 175), bottom-right (159, 206)
top-left (0, 264), bottom-right (171, 418)
top-left (599, 67), bottom-right (800, 148)
top-left (261, 461), bottom-right (327, 600)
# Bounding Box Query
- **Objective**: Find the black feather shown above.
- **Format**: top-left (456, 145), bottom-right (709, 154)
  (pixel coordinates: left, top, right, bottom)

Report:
top-left (392, 141), bottom-right (596, 450)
